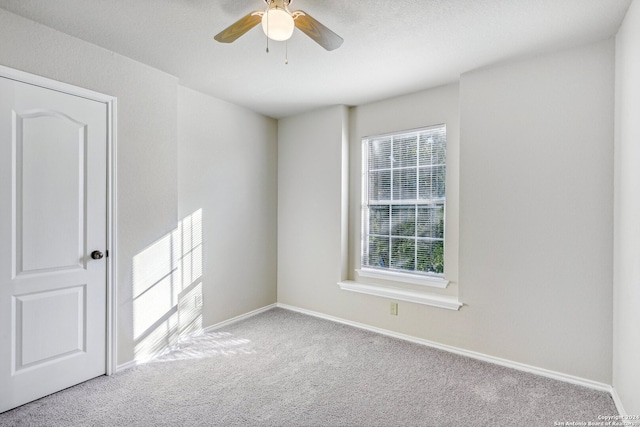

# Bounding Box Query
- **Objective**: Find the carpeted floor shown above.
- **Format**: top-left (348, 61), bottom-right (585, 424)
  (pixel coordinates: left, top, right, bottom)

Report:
top-left (0, 308), bottom-right (619, 426)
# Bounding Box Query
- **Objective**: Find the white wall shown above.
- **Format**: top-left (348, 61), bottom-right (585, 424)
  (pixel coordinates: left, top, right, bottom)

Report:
top-left (460, 40), bottom-right (614, 383)
top-left (277, 105), bottom-right (349, 307)
top-left (0, 10), bottom-right (178, 365)
top-left (178, 86), bottom-right (278, 326)
top-left (0, 8), bottom-right (276, 367)
top-left (279, 40), bottom-right (615, 384)
top-left (279, 85), bottom-right (469, 352)
top-left (614, 0), bottom-right (640, 414)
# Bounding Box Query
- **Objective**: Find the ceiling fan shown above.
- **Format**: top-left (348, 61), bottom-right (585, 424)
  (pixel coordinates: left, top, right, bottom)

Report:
top-left (214, 0), bottom-right (343, 51)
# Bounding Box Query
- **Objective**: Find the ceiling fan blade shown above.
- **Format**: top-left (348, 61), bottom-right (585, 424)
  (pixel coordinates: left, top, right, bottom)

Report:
top-left (214, 12), bottom-right (263, 43)
top-left (293, 11), bottom-right (343, 51)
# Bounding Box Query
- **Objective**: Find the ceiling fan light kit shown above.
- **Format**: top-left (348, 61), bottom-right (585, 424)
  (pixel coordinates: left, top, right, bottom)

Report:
top-left (214, 0), bottom-right (343, 52)
top-left (262, 1), bottom-right (295, 41)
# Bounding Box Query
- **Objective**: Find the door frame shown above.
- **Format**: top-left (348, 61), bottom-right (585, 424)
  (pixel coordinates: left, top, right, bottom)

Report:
top-left (0, 64), bottom-right (118, 375)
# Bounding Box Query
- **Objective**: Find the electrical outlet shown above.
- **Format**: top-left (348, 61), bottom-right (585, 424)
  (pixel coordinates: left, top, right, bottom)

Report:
top-left (390, 302), bottom-right (398, 316)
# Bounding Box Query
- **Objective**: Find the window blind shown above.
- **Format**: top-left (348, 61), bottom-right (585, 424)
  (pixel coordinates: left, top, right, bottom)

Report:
top-left (362, 124), bottom-right (446, 277)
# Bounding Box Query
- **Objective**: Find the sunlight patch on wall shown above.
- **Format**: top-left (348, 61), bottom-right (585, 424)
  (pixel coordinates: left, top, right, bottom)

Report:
top-left (132, 209), bottom-right (204, 361)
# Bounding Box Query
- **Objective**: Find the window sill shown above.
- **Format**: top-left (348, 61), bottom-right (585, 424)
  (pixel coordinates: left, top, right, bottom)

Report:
top-left (337, 280), bottom-right (462, 311)
top-left (356, 268), bottom-right (449, 289)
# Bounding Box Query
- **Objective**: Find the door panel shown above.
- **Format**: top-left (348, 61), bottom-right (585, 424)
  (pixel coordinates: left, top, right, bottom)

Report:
top-left (14, 285), bottom-right (86, 370)
top-left (0, 76), bottom-right (107, 413)
top-left (17, 111), bottom-right (87, 274)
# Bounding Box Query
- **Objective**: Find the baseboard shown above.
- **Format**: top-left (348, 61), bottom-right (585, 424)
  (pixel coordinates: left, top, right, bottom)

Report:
top-left (116, 359), bottom-right (138, 373)
top-left (276, 303), bottom-right (613, 394)
top-left (610, 387), bottom-right (627, 416)
top-left (203, 303), bottom-right (278, 333)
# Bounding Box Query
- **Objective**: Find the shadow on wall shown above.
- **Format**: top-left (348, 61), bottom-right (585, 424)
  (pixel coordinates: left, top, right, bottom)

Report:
top-left (131, 209), bottom-right (204, 361)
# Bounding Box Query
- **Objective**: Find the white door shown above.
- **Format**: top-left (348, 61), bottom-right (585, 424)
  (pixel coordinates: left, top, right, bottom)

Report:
top-left (0, 76), bottom-right (107, 413)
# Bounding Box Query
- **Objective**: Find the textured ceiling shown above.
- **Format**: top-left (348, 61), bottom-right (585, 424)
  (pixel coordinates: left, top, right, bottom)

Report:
top-left (0, 0), bottom-right (632, 118)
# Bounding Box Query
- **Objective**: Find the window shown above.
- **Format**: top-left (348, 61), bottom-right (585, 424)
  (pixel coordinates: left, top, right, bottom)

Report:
top-left (361, 125), bottom-right (446, 279)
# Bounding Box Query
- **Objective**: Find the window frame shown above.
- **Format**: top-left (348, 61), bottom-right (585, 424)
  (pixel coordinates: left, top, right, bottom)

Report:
top-left (360, 124), bottom-right (448, 288)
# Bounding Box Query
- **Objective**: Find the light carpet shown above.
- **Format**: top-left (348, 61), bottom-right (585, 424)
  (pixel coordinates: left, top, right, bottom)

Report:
top-left (0, 308), bottom-right (618, 426)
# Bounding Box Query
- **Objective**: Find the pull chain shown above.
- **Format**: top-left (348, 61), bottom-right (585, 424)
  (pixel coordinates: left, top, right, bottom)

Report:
top-left (285, 40), bottom-right (288, 64)
top-left (265, 7), bottom-right (270, 53)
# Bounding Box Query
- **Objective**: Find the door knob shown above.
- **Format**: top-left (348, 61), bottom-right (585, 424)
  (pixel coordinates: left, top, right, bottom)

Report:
top-left (90, 250), bottom-right (104, 260)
